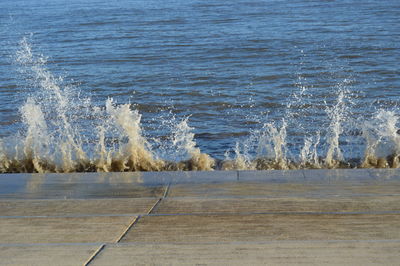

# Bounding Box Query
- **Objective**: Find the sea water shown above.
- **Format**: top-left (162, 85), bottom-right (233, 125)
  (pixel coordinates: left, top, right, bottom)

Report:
top-left (0, 0), bottom-right (399, 172)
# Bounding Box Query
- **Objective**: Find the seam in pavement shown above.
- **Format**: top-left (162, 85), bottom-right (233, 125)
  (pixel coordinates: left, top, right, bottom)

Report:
top-left (83, 244), bottom-right (105, 266)
top-left (116, 187), bottom-right (169, 243)
top-left (115, 216), bottom-right (141, 243)
top-left (0, 213), bottom-right (144, 219)
top-left (83, 215), bottom-right (140, 265)
top-left (1, 209), bottom-right (399, 220)
top-left (145, 210), bottom-right (400, 217)
top-left (163, 183), bottom-right (171, 198)
top-left (83, 191), bottom-right (165, 265)
top-left (152, 194), bottom-right (400, 199)
top-left (0, 243), bottom-right (107, 247)
top-left (113, 184), bottom-right (170, 246)
top-left (147, 198), bottom-right (162, 214)
top-left (2, 239), bottom-right (400, 248)
top-left (143, 183), bottom-right (170, 215)
top-left (104, 239), bottom-right (400, 246)
top-left (112, 198), bottom-right (160, 245)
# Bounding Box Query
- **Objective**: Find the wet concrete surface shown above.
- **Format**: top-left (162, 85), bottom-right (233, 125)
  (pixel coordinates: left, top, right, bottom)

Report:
top-left (0, 169), bottom-right (399, 265)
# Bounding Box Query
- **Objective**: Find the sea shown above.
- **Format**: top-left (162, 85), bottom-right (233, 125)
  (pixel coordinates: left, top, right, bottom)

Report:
top-left (0, 0), bottom-right (399, 172)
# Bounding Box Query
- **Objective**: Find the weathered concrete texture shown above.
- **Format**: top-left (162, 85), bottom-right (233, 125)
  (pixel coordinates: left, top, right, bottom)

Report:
top-left (0, 198), bottom-right (157, 217)
top-left (155, 196), bottom-right (400, 214)
top-left (168, 181), bottom-right (400, 198)
top-left (301, 169), bottom-right (373, 182)
top-left (0, 216), bottom-right (135, 243)
top-left (93, 241), bottom-right (400, 266)
top-left (0, 245), bottom-right (98, 266)
top-left (365, 169), bottom-right (400, 180)
top-left (2, 183), bottom-right (165, 199)
top-left (0, 172), bottom-right (166, 199)
top-left (122, 213), bottom-right (400, 243)
top-left (1, 170), bottom-right (400, 265)
top-left (238, 168), bottom-right (400, 184)
top-left (237, 169), bottom-right (305, 181)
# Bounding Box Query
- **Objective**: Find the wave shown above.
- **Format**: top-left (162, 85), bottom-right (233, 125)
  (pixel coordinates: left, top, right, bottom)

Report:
top-left (0, 37), bottom-right (400, 173)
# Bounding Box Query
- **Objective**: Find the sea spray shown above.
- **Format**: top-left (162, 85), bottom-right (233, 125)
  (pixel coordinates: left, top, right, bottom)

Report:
top-left (361, 110), bottom-right (400, 168)
top-left (15, 37), bottom-right (88, 172)
top-left (0, 140), bottom-right (8, 173)
top-left (254, 120), bottom-right (289, 169)
top-left (225, 78), bottom-right (353, 170)
top-left (225, 73), bottom-right (313, 171)
top-left (20, 98), bottom-right (50, 172)
top-left (223, 119), bottom-right (290, 170)
top-left (300, 132), bottom-right (321, 168)
top-left (0, 37), bottom-right (216, 172)
top-left (1, 38), bottom-right (400, 172)
top-left (95, 125), bottom-right (112, 172)
top-left (170, 117), bottom-right (215, 170)
top-left (324, 88), bottom-right (347, 168)
top-left (222, 142), bottom-right (253, 170)
top-left (104, 98), bottom-right (164, 171)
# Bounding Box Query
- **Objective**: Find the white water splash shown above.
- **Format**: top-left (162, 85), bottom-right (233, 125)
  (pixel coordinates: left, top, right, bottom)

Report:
top-left (324, 84), bottom-right (349, 168)
top-left (256, 120), bottom-right (288, 169)
top-left (300, 132), bottom-right (321, 168)
top-left (224, 119), bottom-right (289, 170)
top-left (104, 98), bottom-right (163, 171)
top-left (171, 118), bottom-right (215, 170)
top-left (362, 110), bottom-right (400, 168)
top-left (1, 38), bottom-right (400, 172)
top-left (20, 98), bottom-right (50, 172)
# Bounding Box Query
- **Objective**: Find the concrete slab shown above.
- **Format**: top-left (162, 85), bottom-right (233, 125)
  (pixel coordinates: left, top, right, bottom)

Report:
top-left (167, 181), bottom-right (400, 198)
top-left (0, 245), bottom-right (98, 266)
top-left (0, 216), bottom-right (135, 244)
top-left (167, 182), bottom-right (318, 198)
top-left (2, 170), bottom-right (400, 199)
top-left (7, 172), bottom-right (166, 185)
top-left (169, 170), bottom-right (237, 184)
top-left (31, 171), bottom-right (237, 185)
top-left (0, 198), bottom-right (157, 217)
top-left (340, 184), bottom-right (400, 196)
top-left (92, 241), bottom-right (400, 266)
top-left (237, 169), bottom-right (385, 183)
top-left (368, 168), bottom-right (400, 180)
top-left (1, 169), bottom-right (400, 265)
top-left (0, 173), bottom-right (166, 199)
top-left (116, 171), bottom-right (236, 185)
top-left (303, 169), bottom-right (400, 184)
top-left (1, 183), bottom-right (165, 199)
top-left (238, 170), bottom-right (304, 182)
top-left (121, 213), bottom-right (400, 243)
top-left (0, 174), bottom-right (33, 198)
top-left (303, 169), bottom-right (373, 183)
top-left (155, 196), bottom-right (400, 214)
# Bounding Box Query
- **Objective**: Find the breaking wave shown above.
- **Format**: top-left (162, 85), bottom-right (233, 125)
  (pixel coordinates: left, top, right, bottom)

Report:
top-left (1, 38), bottom-right (400, 173)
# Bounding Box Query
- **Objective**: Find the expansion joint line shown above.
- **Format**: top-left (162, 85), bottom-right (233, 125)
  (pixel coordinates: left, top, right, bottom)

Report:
top-left (84, 214), bottom-right (140, 265)
top-left (163, 182), bottom-right (171, 199)
top-left (146, 182), bottom-right (170, 214)
top-left (83, 244), bottom-right (105, 266)
top-left (115, 216), bottom-right (140, 243)
top-left (84, 183), bottom-right (171, 264)
top-left (115, 183), bottom-right (170, 243)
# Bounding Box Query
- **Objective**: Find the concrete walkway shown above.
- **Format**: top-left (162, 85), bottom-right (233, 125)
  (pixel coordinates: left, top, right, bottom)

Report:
top-left (0, 169), bottom-right (399, 265)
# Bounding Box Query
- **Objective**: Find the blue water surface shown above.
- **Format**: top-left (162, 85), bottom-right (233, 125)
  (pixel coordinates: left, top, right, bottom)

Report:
top-left (0, 0), bottom-right (399, 159)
